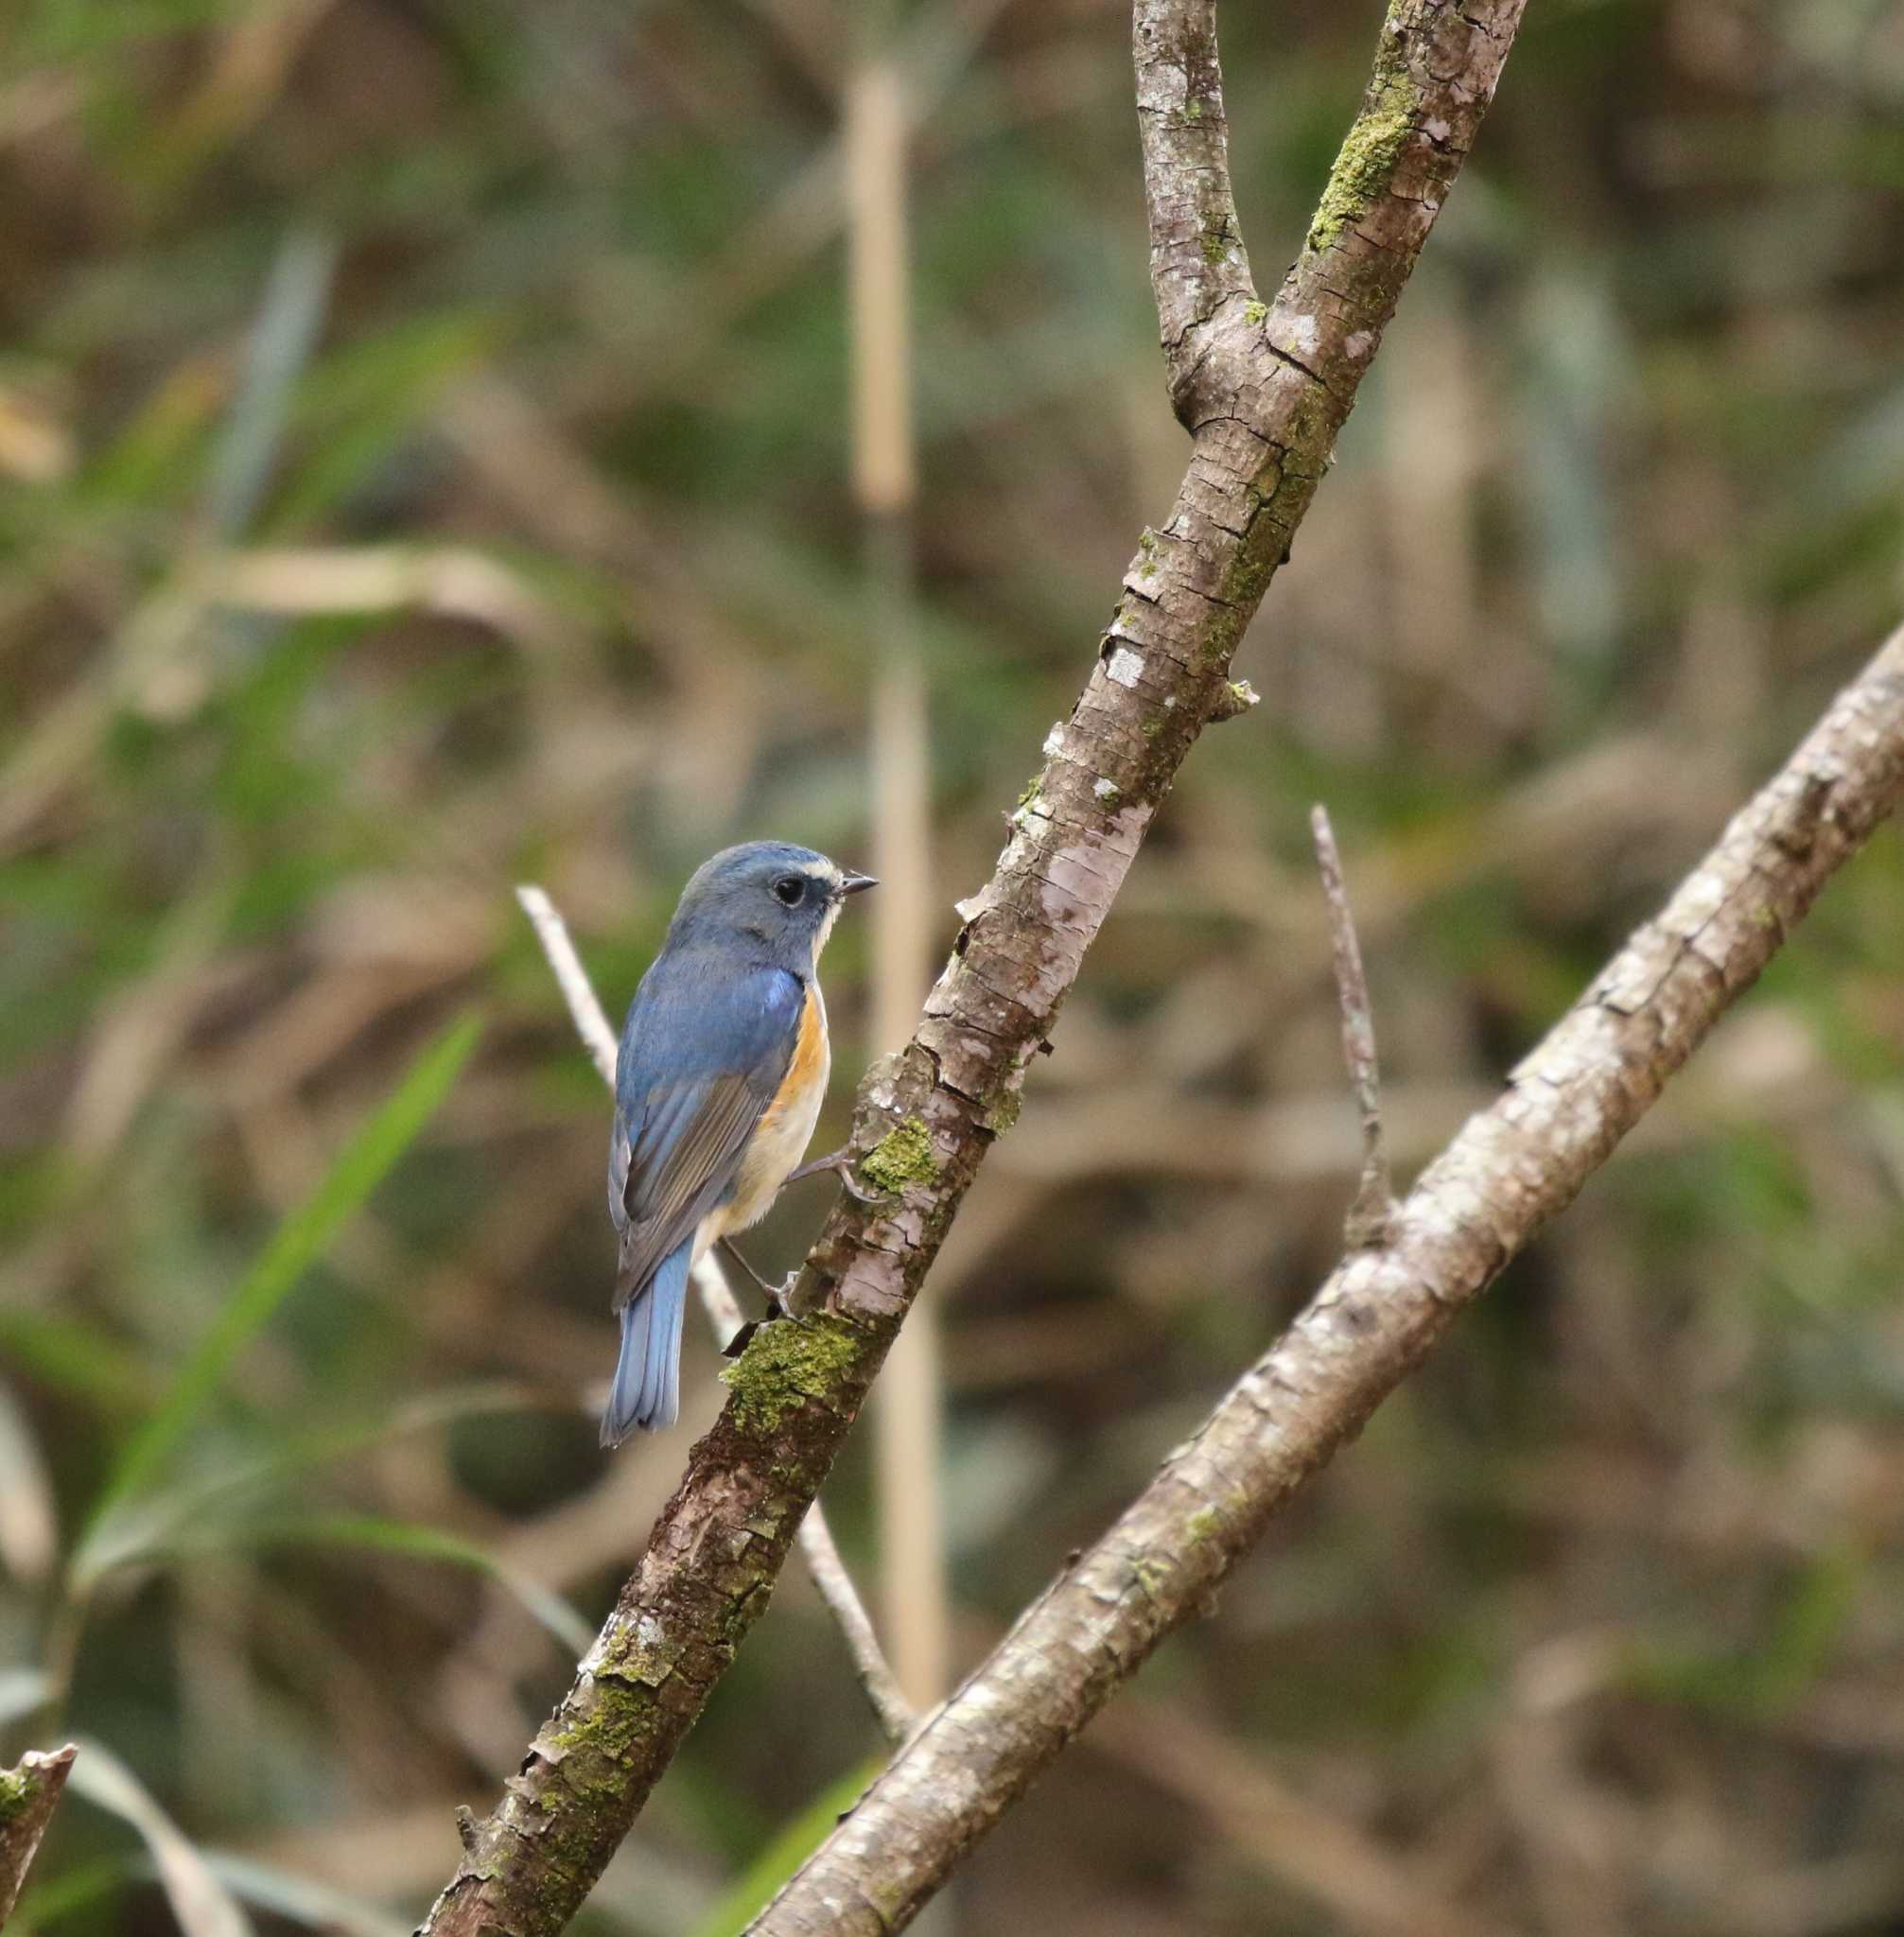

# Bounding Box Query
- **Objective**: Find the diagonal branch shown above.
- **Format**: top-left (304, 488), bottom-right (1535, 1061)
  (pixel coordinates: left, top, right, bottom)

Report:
top-left (746, 627), bottom-right (1904, 1936)
top-left (420, 7), bottom-right (1525, 1932)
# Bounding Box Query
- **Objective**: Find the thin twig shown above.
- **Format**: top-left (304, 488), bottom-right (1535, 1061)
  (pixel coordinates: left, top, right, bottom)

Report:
top-left (513, 884), bottom-right (915, 1746)
top-left (515, 886), bottom-right (617, 1085)
top-left (0, 1743), bottom-right (78, 1925)
top-left (1311, 805), bottom-right (1398, 1248)
top-left (781, 1479), bottom-right (917, 1746)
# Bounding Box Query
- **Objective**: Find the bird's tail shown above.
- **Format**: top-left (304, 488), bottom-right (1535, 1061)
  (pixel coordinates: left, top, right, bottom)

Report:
top-left (602, 1240), bottom-right (690, 1445)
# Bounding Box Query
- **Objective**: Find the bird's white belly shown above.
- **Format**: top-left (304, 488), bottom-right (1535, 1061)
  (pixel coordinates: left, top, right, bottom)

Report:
top-left (693, 987), bottom-right (829, 1259)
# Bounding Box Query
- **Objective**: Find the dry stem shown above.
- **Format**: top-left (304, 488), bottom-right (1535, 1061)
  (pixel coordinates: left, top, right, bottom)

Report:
top-left (1312, 804), bottom-right (1398, 1247)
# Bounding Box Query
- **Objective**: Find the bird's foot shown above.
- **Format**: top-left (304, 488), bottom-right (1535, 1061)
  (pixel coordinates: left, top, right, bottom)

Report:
top-left (717, 1239), bottom-right (802, 1357)
top-left (783, 1146), bottom-right (884, 1203)
top-left (718, 1237), bottom-right (791, 1306)
top-left (718, 1274), bottom-right (800, 1359)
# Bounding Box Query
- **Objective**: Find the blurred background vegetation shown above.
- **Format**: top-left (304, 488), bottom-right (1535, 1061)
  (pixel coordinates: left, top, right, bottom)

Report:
top-left (5, 0), bottom-right (1904, 1931)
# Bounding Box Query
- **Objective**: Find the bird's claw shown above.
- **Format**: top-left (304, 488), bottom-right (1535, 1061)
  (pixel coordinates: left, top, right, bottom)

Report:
top-left (719, 1278), bottom-right (796, 1358)
top-left (784, 1146), bottom-right (886, 1203)
top-left (718, 1237), bottom-right (795, 1306)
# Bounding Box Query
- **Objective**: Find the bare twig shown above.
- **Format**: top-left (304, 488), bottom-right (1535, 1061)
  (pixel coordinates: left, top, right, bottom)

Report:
top-left (745, 630), bottom-right (1904, 1935)
top-left (1311, 804), bottom-right (1398, 1247)
top-left (422, 6), bottom-right (1526, 1929)
top-left (514, 885), bottom-right (617, 1084)
top-left (512, 884), bottom-right (913, 1746)
top-left (779, 1475), bottom-right (917, 1747)
top-left (0, 1743), bottom-right (78, 1925)
top-left (1132, 0), bottom-right (1255, 420)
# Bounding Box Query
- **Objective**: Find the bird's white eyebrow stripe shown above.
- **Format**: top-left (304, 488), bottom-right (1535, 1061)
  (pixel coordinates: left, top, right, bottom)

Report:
top-left (798, 860), bottom-right (837, 881)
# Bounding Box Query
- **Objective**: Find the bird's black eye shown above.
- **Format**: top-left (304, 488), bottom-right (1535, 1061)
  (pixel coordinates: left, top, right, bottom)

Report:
top-left (773, 875), bottom-right (805, 907)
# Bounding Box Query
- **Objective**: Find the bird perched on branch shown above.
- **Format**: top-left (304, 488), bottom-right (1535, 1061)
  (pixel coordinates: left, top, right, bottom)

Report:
top-left (603, 842), bottom-right (877, 1442)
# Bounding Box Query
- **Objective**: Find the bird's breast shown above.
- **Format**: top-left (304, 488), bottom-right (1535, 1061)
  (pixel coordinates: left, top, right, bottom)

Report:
top-left (716, 980), bottom-right (830, 1239)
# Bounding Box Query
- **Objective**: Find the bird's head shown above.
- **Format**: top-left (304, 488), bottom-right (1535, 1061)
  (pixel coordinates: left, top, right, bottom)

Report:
top-left (671, 841), bottom-right (876, 966)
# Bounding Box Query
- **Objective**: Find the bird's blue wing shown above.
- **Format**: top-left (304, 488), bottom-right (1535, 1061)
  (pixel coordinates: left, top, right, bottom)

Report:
top-left (607, 952), bottom-right (804, 1309)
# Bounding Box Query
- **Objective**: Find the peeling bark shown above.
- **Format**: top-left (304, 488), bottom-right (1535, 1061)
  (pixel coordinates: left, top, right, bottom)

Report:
top-left (748, 629), bottom-right (1904, 1937)
top-left (418, 6), bottom-right (1525, 1932)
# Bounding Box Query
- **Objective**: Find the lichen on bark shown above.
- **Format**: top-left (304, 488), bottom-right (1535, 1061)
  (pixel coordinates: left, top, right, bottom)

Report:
top-left (857, 1116), bottom-right (939, 1193)
top-left (721, 1313), bottom-right (867, 1436)
top-left (1305, 9), bottom-right (1423, 252)
top-left (748, 631), bottom-right (1904, 1937)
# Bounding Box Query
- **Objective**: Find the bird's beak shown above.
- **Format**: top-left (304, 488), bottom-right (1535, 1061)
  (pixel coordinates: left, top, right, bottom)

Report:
top-left (836, 872), bottom-right (879, 898)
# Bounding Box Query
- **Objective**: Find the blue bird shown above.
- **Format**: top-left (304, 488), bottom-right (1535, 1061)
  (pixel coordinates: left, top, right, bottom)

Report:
top-left (603, 842), bottom-right (876, 1442)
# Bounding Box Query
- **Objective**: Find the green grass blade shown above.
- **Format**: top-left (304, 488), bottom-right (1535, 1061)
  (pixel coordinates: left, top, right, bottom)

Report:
top-left (201, 1513), bottom-right (596, 1656)
top-left (686, 1758), bottom-right (886, 1937)
top-left (80, 1013), bottom-right (481, 1544)
top-left (73, 1382), bottom-right (565, 1583)
top-left (0, 1311), bottom-right (156, 1411)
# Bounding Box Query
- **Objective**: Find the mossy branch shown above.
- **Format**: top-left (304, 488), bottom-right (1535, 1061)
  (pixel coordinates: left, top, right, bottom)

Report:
top-left (0, 1744), bottom-right (77, 1926)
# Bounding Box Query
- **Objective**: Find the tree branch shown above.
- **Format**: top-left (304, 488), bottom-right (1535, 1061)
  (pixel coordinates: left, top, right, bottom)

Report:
top-left (421, 7), bottom-right (1524, 1931)
top-left (512, 885), bottom-right (915, 1747)
top-left (747, 630), bottom-right (1904, 1934)
top-left (0, 1743), bottom-right (78, 1925)
top-left (1132, 0), bottom-right (1255, 420)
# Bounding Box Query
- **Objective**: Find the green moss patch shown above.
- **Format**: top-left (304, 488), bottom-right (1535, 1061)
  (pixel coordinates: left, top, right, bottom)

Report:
top-left (1306, 19), bottom-right (1421, 253)
top-left (721, 1313), bottom-right (865, 1436)
top-left (860, 1116), bottom-right (939, 1194)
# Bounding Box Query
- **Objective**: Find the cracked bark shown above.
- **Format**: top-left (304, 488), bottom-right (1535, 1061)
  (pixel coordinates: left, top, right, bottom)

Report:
top-left (749, 630), bottom-right (1904, 1935)
top-left (418, 4), bottom-right (1524, 1931)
